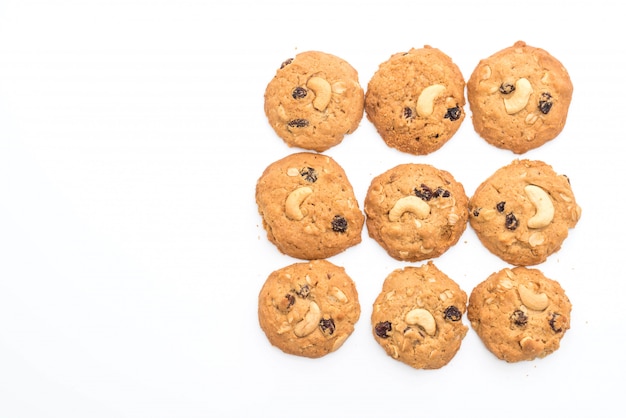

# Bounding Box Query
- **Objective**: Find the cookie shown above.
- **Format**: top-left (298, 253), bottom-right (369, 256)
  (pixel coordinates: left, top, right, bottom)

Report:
top-left (365, 46), bottom-right (466, 155)
top-left (467, 41), bottom-right (573, 154)
top-left (469, 159), bottom-right (582, 266)
top-left (364, 163), bottom-right (469, 262)
top-left (256, 152), bottom-right (364, 260)
top-left (468, 267), bottom-right (572, 362)
top-left (258, 259), bottom-right (361, 358)
top-left (371, 262), bottom-right (468, 369)
top-left (264, 51), bottom-right (365, 152)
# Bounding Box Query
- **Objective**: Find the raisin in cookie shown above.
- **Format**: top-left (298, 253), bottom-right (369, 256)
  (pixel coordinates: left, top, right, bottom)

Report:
top-left (256, 152), bottom-right (364, 260)
top-left (258, 259), bottom-right (361, 358)
top-left (365, 46), bottom-right (466, 155)
top-left (467, 41), bottom-right (573, 154)
top-left (364, 163), bottom-right (468, 262)
top-left (468, 267), bottom-right (572, 362)
top-left (371, 262), bottom-right (468, 369)
top-left (264, 51), bottom-right (364, 152)
top-left (469, 159), bottom-right (582, 266)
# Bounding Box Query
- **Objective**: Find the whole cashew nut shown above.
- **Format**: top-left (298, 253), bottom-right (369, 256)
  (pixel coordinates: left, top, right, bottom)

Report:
top-left (285, 186), bottom-right (313, 220)
top-left (518, 284), bottom-right (549, 311)
top-left (307, 76), bottom-right (332, 111)
top-left (416, 84), bottom-right (446, 117)
top-left (503, 78), bottom-right (533, 114)
top-left (388, 195), bottom-right (430, 222)
top-left (525, 185), bottom-right (554, 229)
top-left (405, 308), bottom-right (437, 336)
top-left (293, 301), bottom-right (322, 337)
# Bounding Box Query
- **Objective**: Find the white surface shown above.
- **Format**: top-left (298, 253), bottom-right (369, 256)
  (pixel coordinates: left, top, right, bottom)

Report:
top-left (0, 1), bottom-right (623, 417)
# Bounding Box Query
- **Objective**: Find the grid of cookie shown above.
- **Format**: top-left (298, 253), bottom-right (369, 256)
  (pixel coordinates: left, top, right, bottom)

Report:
top-left (256, 42), bottom-right (580, 367)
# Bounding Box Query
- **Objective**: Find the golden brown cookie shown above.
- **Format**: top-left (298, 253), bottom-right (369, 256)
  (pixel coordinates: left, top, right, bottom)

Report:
top-left (467, 41), bottom-right (573, 154)
top-left (365, 46), bottom-right (466, 155)
top-left (264, 51), bottom-right (365, 152)
top-left (258, 260), bottom-right (361, 358)
top-left (468, 267), bottom-right (572, 362)
top-left (256, 152), bottom-right (364, 260)
top-left (371, 262), bottom-right (468, 369)
top-left (469, 159), bottom-right (582, 266)
top-left (364, 163), bottom-right (468, 262)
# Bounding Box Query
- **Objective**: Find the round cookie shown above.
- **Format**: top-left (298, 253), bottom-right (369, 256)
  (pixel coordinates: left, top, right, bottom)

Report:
top-left (469, 159), bottom-right (582, 266)
top-left (467, 267), bottom-right (572, 362)
top-left (264, 51), bottom-right (365, 152)
top-left (467, 41), bottom-right (573, 154)
top-left (371, 262), bottom-right (468, 370)
top-left (258, 259), bottom-right (361, 358)
top-left (256, 152), bottom-right (364, 260)
top-left (365, 46), bottom-right (466, 155)
top-left (364, 163), bottom-right (469, 262)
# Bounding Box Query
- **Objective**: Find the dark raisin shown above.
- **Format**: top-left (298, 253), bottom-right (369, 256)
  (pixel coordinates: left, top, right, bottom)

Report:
top-left (292, 86), bottom-right (307, 99)
top-left (505, 212), bottom-right (519, 230)
top-left (280, 58), bottom-right (293, 69)
top-left (296, 284), bottom-right (310, 298)
top-left (403, 107), bottom-right (414, 119)
top-left (443, 306), bottom-right (462, 321)
top-left (433, 187), bottom-right (451, 198)
top-left (496, 201), bottom-right (506, 213)
top-left (331, 215), bottom-right (348, 233)
top-left (510, 310), bottom-right (528, 327)
top-left (414, 184), bottom-right (434, 201)
top-left (374, 321), bottom-right (392, 338)
top-left (499, 82), bottom-right (516, 94)
top-left (278, 293), bottom-right (296, 312)
top-left (538, 92), bottom-right (553, 114)
top-left (300, 167), bottom-right (317, 183)
top-left (285, 294), bottom-right (295, 308)
top-left (288, 119), bottom-right (309, 128)
top-left (444, 106), bottom-right (462, 121)
top-left (472, 208), bottom-right (481, 217)
top-left (549, 312), bottom-right (564, 333)
top-left (319, 318), bottom-right (335, 336)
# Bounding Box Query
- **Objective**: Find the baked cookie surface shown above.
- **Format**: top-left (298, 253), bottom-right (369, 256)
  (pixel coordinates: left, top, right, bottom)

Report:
top-left (468, 267), bottom-right (572, 362)
top-left (264, 51), bottom-right (364, 152)
top-left (364, 163), bottom-right (468, 262)
top-left (467, 41), bottom-right (573, 154)
top-left (256, 152), bottom-right (364, 260)
top-left (258, 260), bottom-right (361, 358)
top-left (469, 159), bottom-right (581, 266)
top-left (371, 262), bottom-right (468, 369)
top-left (365, 46), bottom-right (466, 155)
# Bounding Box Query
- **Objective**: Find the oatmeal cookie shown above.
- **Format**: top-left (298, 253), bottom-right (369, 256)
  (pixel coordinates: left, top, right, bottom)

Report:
top-left (364, 163), bottom-right (468, 262)
top-left (264, 51), bottom-right (364, 152)
top-left (258, 260), bottom-right (361, 358)
top-left (256, 152), bottom-right (364, 260)
top-left (371, 262), bottom-right (468, 369)
top-left (467, 41), bottom-right (573, 153)
top-left (468, 159), bottom-right (582, 266)
top-left (365, 46), bottom-right (466, 155)
top-left (468, 266), bottom-right (572, 362)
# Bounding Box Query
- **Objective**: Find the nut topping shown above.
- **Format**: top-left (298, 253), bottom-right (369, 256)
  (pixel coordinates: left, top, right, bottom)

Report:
top-left (405, 308), bottom-right (437, 336)
top-left (518, 284), bottom-right (549, 311)
top-left (416, 84), bottom-right (446, 117)
top-left (293, 301), bottom-right (322, 337)
top-left (285, 187), bottom-right (313, 220)
top-left (503, 78), bottom-right (533, 114)
top-left (525, 185), bottom-right (554, 229)
top-left (388, 195), bottom-right (430, 222)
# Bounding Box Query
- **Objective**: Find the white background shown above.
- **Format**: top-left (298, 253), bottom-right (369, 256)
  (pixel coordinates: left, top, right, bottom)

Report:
top-left (1, 1), bottom-right (624, 417)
